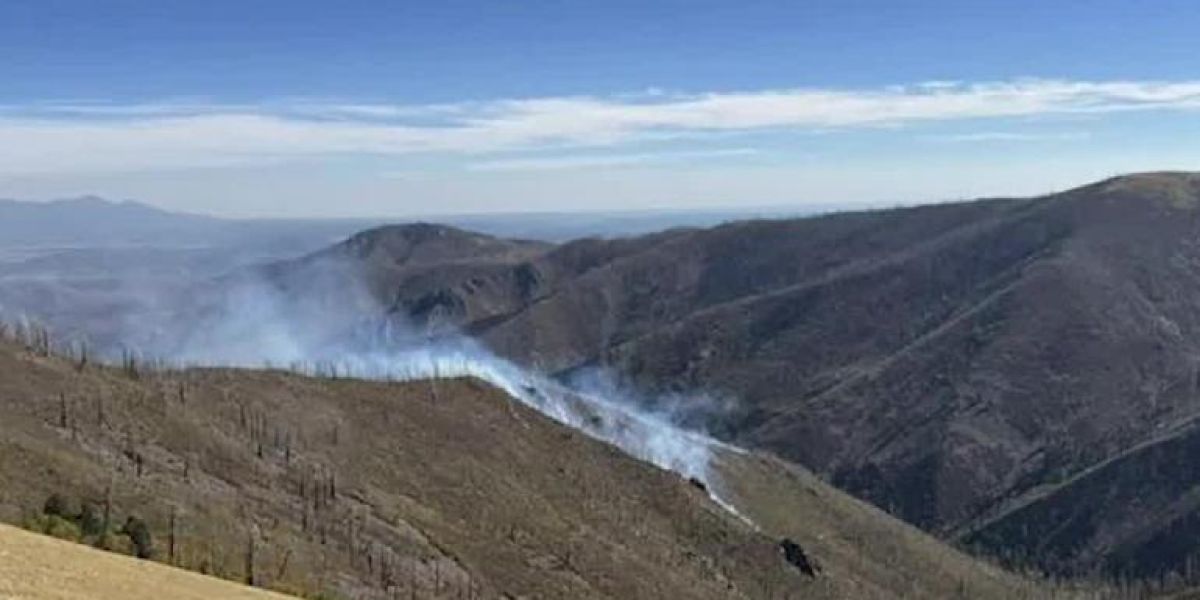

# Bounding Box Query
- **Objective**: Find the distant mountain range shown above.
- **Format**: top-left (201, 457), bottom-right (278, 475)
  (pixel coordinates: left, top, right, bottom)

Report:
top-left (0, 195), bottom-right (817, 250)
top-left (0, 195), bottom-right (377, 250)
top-left (0, 195), bottom-right (217, 246)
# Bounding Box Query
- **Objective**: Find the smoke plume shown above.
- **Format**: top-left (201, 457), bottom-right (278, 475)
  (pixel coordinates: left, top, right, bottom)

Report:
top-left (106, 259), bottom-right (747, 517)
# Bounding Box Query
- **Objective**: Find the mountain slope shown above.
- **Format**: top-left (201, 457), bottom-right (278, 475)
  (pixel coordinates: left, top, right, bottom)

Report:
top-left (0, 331), bottom-right (1062, 599)
top-left (963, 409), bottom-right (1200, 579)
top-left (234, 172), bottom-right (1200, 581)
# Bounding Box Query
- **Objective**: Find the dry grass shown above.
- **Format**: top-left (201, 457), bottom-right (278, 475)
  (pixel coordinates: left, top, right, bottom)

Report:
top-left (0, 326), bottom-right (1119, 598)
top-left (0, 522), bottom-right (293, 600)
top-left (0, 332), bottom-right (805, 598)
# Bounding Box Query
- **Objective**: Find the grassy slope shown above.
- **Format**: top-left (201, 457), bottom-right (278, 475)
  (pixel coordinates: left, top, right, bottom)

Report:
top-left (0, 335), bottom-right (1067, 599)
top-left (0, 522), bottom-right (293, 600)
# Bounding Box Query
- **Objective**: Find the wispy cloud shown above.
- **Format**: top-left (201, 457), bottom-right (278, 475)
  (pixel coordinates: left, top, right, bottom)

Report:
top-left (923, 131), bottom-right (1093, 143)
top-left (470, 148), bottom-right (759, 171)
top-left (1, 79), bottom-right (1198, 175)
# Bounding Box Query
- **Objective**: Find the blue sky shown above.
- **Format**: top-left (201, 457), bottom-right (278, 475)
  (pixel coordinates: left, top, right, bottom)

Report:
top-left (1, 0), bottom-right (1198, 217)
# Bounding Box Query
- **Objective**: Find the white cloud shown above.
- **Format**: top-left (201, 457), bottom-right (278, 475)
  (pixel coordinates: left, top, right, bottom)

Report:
top-left (470, 148), bottom-right (759, 171)
top-left (1, 79), bottom-right (1199, 175)
top-left (923, 131), bottom-right (1092, 143)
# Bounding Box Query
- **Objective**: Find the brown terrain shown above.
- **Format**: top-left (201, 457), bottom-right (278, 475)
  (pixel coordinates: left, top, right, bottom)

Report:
top-left (0, 327), bottom-right (1068, 599)
top-left (225, 172), bottom-right (1200, 582)
top-left (0, 522), bottom-right (291, 600)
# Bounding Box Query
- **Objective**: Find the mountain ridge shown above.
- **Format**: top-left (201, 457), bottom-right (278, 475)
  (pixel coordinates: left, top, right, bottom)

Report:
top-left (232, 171), bottom-right (1200, 581)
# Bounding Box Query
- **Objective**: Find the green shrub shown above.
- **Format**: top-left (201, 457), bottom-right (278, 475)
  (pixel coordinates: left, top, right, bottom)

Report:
top-left (44, 514), bottom-right (82, 541)
top-left (95, 531), bottom-right (134, 555)
top-left (42, 493), bottom-right (72, 518)
top-left (78, 500), bottom-right (104, 538)
top-left (24, 514), bottom-right (82, 542)
top-left (20, 514), bottom-right (42, 534)
top-left (122, 516), bottom-right (154, 559)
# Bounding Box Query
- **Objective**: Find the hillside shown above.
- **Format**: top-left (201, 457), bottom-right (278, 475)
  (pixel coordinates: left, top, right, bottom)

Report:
top-left (0, 329), bottom-right (1063, 599)
top-left (0, 522), bottom-right (291, 600)
top-left (212, 172), bottom-right (1200, 582)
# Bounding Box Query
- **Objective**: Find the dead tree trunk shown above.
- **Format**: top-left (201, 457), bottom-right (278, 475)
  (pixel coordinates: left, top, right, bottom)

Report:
top-left (58, 393), bottom-right (68, 428)
top-left (168, 508), bottom-right (178, 565)
top-left (245, 528), bottom-right (257, 587)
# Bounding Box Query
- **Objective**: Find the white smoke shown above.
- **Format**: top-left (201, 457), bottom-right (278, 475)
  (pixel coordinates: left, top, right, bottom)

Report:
top-left (116, 264), bottom-right (748, 518)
